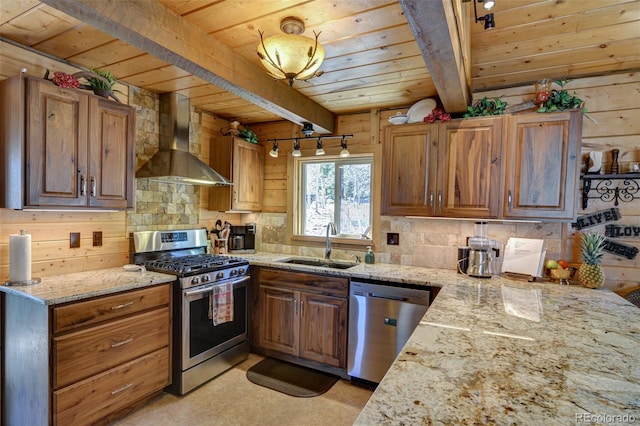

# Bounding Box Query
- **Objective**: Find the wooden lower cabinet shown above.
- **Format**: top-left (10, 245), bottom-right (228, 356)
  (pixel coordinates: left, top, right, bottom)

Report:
top-left (2, 283), bottom-right (171, 426)
top-left (53, 349), bottom-right (169, 425)
top-left (255, 268), bottom-right (348, 370)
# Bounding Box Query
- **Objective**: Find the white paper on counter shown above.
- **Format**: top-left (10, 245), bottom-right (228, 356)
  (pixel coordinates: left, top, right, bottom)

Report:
top-left (500, 237), bottom-right (546, 278)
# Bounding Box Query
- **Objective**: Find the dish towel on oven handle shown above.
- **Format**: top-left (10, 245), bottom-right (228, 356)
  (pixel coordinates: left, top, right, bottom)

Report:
top-left (208, 282), bottom-right (234, 325)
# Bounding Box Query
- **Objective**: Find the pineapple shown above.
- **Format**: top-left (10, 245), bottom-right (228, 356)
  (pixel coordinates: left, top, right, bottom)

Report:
top-left (578, 232), bottom-right (606, 288)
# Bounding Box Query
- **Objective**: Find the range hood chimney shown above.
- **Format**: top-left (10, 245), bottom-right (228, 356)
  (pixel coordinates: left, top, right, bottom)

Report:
top-left (135, 92), bottom-right (232, 186)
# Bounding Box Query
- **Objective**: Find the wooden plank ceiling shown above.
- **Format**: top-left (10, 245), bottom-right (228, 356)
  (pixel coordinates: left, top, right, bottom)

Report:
top-left (1, 0), bottom-right (638, 131)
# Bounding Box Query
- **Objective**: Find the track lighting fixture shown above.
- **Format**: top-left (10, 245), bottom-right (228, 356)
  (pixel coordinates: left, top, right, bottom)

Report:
top-left (269, 141), bottom-right (279, 158)
top-left (339, 136), bottom-right (350, 157)
top-left (292, 139), bottom-right (302, 157)
top-left (315, 138), bottom-right (325, 156)
top-left (474, 0), bottom-right (496, 29)
top-left (266, 134), bottom-right (353, 158)
top-left (301, 122), bottom-right (314, 137)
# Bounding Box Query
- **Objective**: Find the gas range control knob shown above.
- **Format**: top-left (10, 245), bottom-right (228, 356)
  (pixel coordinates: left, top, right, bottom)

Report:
top-left (230, 269), bottom-right (238, 277)
top-left (237, 267), bottom-right (246, 275)
top-left (216, 272), bottom-right (225, 280)
top-left (191, 277), bottom-right (200, 285)
top-left (202, 274), bottom-right (210, 283)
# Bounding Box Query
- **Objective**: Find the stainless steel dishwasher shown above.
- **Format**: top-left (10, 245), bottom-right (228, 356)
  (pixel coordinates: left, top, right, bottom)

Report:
top-left (348, 280), bottom-right (430, 383)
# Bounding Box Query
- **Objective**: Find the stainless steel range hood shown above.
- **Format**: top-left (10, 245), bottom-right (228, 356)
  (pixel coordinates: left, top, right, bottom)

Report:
top-left (135, 92), bottom-right (232, 186)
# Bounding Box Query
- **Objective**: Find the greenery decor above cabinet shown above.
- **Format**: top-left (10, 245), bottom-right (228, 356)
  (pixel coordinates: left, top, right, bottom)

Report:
top-left (503, 110), bottom-right (582, 220)
top-left (0, 75), bottom-right (135, 210)
top-left (382, 116), bottom-right (503, 218)
top-left (209, 136), bottom-right (264, 212)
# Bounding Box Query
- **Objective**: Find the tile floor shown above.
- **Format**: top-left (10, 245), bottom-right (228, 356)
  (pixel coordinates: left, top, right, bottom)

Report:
top-left (112, 354), bottom-right (374, 426)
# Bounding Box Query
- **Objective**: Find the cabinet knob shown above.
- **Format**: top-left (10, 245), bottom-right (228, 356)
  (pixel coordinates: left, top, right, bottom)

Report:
top-left (80, 174), bottom-right (86, 195)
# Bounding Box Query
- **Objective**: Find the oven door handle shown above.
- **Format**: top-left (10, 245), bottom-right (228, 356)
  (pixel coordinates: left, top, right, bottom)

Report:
top-left (184, 275), bottom-right (250, 297)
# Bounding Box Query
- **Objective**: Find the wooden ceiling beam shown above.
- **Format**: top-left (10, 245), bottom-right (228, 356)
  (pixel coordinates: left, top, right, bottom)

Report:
top-left (400, 0), bottom-right (471, 113)
top-left (40, 0), bottom-right (335, 133)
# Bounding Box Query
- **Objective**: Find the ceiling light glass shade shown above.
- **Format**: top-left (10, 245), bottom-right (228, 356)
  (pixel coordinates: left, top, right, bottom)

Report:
top-left (315, 139), bottom-right (325, 156)
top-left (483, 0), bottom-right (495, 10)
top-left (258, 34), bottom-right (325, 86)
top-left (257, 17), bottom-right (325, 87)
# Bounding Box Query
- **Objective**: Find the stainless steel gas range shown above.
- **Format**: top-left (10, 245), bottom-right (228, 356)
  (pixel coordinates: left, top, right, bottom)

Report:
top-left (132, 229), bottom-right (250, 395)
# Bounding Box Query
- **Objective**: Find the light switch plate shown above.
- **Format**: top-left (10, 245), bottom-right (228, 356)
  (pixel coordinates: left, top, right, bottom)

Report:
top-left (70, 232), bottom-right (80, 248)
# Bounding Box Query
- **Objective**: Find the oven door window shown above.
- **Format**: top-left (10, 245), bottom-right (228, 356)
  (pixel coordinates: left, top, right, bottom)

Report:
top-left (184, 277), bottom-right (248, 368)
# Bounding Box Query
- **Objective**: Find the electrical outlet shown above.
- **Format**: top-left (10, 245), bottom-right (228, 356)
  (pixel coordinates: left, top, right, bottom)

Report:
top-left (387, 232), bottom-right (399, 245)
top-left (70, 232), bottom-right (80, 248)
top-left (93, 231), bottom-right (102, 247)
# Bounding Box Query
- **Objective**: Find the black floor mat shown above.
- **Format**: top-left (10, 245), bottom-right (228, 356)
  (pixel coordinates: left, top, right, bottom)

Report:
top-left (246, 357), bottom-right (339, 398)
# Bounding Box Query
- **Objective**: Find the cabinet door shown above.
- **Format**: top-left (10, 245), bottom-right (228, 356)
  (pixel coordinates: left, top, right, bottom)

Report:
top-left (209, 137), bottom-right (263, 212)
top-left (259, 286), bottom-right (299, 356)
top-left (232, 139), bottom-right (264, 211)
top-left (26, 79), bottom-right (88, 207)
top-left (299, 292), bottom-right (347, 368)
top-left (382, 123), bottom-right (437, 215)
top-left (437, 117), bottom-right (503, 218)
top-left (503, 111), bottom-right (582, 220)
top-left (88, 98), bottom-right (135, 209)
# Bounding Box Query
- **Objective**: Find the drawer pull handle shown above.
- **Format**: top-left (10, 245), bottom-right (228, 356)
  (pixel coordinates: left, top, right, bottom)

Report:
top-left (111, 337), bottom-right (134, 348)
top-left (111, 383), bottom-right (133, 395)
top-left (111, 301), bottom-right (134, 310)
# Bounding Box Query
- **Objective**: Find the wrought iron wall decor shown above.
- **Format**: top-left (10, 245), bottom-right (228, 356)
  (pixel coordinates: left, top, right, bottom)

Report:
top-left (581, 173), bottom-right (640, 209)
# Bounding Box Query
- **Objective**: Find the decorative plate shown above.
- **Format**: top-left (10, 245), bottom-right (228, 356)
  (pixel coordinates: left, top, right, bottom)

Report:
top-left (407, 98), bottom-right (437, 123)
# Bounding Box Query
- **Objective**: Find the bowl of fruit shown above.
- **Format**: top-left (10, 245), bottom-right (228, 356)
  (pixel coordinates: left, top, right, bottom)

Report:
top-left (546, 259), bottom-right (573, 284)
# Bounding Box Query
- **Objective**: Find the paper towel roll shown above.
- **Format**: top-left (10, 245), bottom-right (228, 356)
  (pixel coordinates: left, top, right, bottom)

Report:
top-left (10, 230), bottom-right (32, 282)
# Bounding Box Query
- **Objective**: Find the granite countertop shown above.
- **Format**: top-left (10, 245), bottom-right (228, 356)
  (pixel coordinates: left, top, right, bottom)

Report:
top-left (0, 267), bottom-right (176, 305)
top-left (243, 253), bottom-right (640, 424)
top-left (2, 253), bottom-right (638, 423)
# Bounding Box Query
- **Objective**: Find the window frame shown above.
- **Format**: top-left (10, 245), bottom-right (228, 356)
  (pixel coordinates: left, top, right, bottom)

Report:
top-left (287, 151), bottom-right (376, 248)
top-left (296, 154), bottom-right (374, 239)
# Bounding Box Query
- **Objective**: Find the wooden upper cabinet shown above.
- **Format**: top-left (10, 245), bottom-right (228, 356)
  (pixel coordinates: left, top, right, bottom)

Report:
top-left (209, 137), bottom-right (264, 212)
top-left (88, 97), bottom-right (135, 209)
top-left (1, 75), bottom-right (135, 210)
top-left (436, 117), bottom-right (503, 218)
top-left (381, 123), bottom-right (437, 216)
top-left (27, 78), bottom-right (89, 207)
top-left (503, 110), bottom-right (582, 220)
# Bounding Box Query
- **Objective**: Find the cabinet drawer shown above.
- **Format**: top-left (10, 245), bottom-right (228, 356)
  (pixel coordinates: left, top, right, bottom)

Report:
top-left (259, 268), bottom-right (348, 297)
top-left (53, 348), bottom-right (170, 426)
top-left (53, 307), bottom-right (170, 389)
top-left (53, 284), bottom-right (170, 333)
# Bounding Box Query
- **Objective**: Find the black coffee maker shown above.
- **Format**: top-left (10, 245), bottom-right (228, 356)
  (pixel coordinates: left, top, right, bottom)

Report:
top-left (228, 223), bottom-right (256, 251)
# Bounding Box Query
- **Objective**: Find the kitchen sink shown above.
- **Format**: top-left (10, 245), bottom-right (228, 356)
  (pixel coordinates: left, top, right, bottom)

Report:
top-left (277, 257), bottom-right (358, 270)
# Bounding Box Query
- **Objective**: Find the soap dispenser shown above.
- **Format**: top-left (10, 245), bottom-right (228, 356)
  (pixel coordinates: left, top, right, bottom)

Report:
top-left (365, 246), bottom-right (375, 264)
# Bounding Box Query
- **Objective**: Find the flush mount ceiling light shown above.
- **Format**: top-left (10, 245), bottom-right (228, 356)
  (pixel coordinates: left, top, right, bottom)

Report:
top-left (257, 16), bottom-right (325, 87)
top-left (474, 0), bottom-right (496, 29)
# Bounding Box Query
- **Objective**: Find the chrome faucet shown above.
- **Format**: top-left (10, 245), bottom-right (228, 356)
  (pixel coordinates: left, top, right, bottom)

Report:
top-left (325, 221), bottom-right (337, 260)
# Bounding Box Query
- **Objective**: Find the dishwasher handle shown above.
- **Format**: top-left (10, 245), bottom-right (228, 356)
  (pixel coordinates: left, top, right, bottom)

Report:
top-left (368, 292), bottom-right (408, 302)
